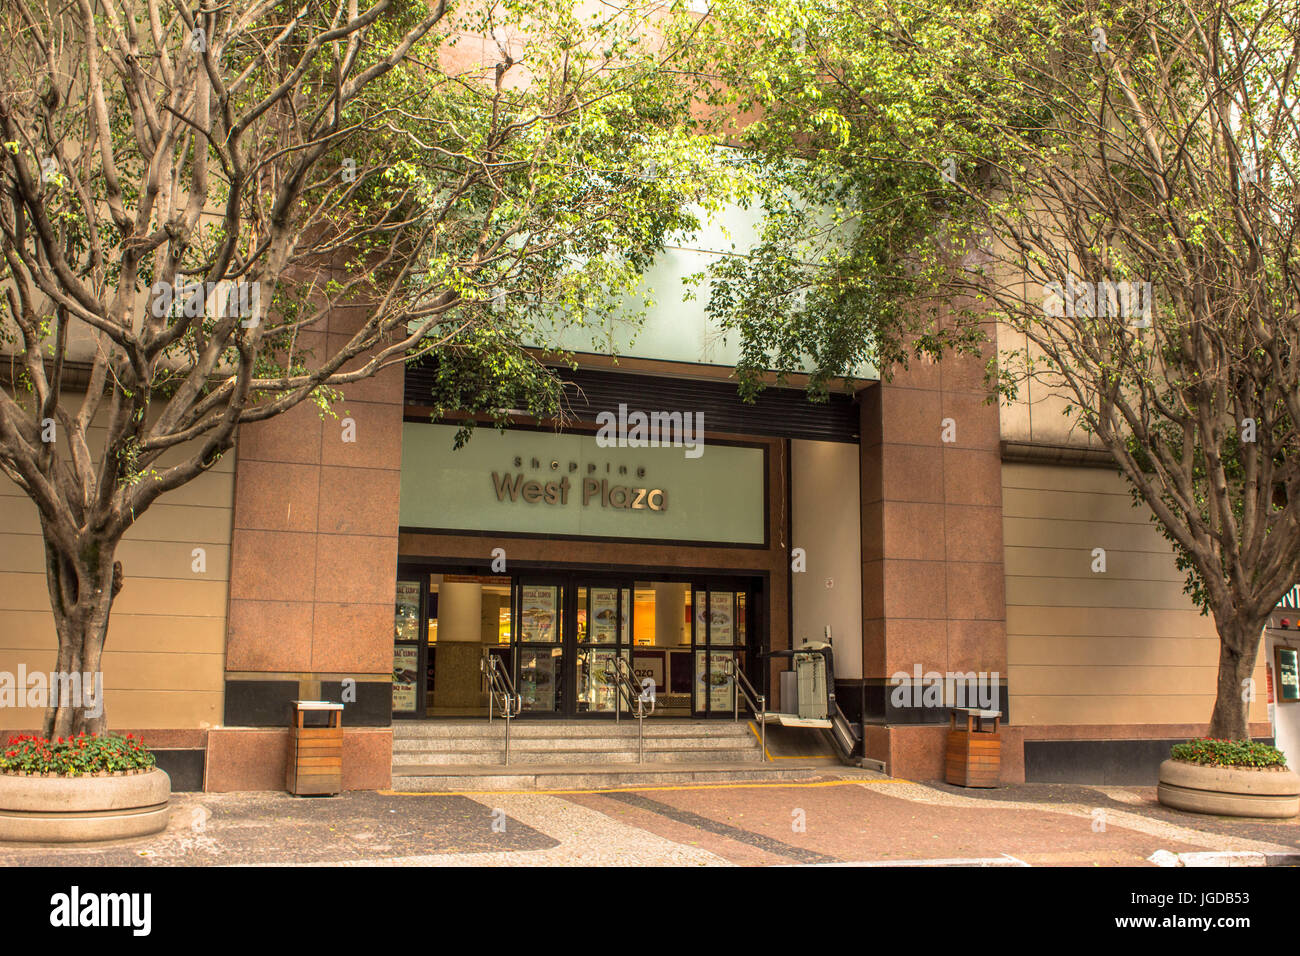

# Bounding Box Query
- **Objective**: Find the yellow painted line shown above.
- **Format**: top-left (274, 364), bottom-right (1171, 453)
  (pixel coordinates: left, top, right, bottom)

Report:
top-left (747, 720), bottom-right (838, 761)
top-left (380, 777), bottom-right (913, 798)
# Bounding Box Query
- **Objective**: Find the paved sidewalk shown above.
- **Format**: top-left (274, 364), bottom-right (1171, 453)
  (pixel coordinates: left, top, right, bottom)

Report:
top-left (0, 775), bottom-right (1295, 866)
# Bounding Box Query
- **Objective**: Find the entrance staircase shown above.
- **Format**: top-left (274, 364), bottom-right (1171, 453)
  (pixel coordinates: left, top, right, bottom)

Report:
top-left (389, 719), bottom-right (828, 791)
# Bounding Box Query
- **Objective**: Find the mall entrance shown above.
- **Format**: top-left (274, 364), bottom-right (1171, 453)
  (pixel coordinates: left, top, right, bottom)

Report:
top-left (393, 565), bottom-right (766, 719)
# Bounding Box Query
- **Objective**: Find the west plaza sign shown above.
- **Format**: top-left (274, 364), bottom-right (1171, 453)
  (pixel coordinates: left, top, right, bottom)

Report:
top-left (399, 423), bottom-right (764, 544)
top-left (492, 456), bottom-right (668, 512)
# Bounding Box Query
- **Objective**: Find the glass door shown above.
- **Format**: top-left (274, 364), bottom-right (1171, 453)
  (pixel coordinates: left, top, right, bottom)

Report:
top-left (692, 584), bottom-right (748, 716)
top-left (392, 575), bottom-right (426, 718)
top-left (575, 581), bottom-right (631, 715)
top-left (513, 578), bottom-right (565, 714)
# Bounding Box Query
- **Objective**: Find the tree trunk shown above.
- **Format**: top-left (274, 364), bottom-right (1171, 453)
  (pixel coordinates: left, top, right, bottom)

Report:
top-left (1207, 614), bottom-right (1268, 741)
top-left (39, 533), bottom-right (120, 738)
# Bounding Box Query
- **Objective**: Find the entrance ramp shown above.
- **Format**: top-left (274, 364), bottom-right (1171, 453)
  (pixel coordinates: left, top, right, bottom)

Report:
top-left (390, 720), bottom-right (829, 792)
top-left (757, 722), bottom-right (842, 760)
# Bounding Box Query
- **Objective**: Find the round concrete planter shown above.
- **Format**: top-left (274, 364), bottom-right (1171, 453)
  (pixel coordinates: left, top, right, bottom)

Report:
top-left (0, 768), bottom-right (171, 842)
top-left (1157, 759), bottom-right (1300, 819)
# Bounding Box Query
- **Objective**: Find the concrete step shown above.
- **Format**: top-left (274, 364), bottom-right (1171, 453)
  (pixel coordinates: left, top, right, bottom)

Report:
top-left (391, 719), bottom-right (756, 740)
top-left (392, 747), bottom-right (766, 766)
top-left (389, 762), bottom-right (826, 792)
top-left (392, 734), bottom-right (759, 754)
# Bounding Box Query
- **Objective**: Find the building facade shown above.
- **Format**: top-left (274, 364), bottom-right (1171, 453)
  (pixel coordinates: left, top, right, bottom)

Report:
top-left (0, 285), bottom-right (1277, 788)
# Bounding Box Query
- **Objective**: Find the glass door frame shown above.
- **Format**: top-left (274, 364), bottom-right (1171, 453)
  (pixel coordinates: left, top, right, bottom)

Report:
top-left (394, 561), bottom-right (765, 720)
top-left (573, 576), bottom-right (632, 718)
top-left (392, 563), bottom-right (431, 720)
top-left (690, 578), bottom-right (759, 717)
top-left (511, 573), bottom-right (568, 717)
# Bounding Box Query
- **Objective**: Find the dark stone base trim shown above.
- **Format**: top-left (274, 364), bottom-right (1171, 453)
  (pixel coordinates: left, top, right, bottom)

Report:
top-left (322, 680), bottom-right (392, 727)
top-left (151, 749), bottom-right (206, 792)
top-left (1026, 737), bottom-right (1278, 785)
top-left (223, 679), bottom-right (300, 726)
top-left (838, 678), bottom-right (1010, 725)
top-left (223, 678), bottom-right (393, 728)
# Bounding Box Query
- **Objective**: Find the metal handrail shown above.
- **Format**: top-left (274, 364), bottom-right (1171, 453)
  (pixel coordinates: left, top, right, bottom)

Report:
top-left (612, 655), bottom-right (655, 763)
top-left (724, 658), bottom-right (768, 761)
top-left (481, 650), bottom-right (521, 764)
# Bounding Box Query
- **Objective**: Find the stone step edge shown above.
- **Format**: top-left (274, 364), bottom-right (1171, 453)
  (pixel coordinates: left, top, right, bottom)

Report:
top-left (388, 767), bottom-right (827, 791)
top-left (391, 725), bottom-right (758, 736)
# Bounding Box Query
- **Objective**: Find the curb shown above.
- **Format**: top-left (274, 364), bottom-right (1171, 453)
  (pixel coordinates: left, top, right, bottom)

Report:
top-left (1149, 849), bottom-right (1300, 867)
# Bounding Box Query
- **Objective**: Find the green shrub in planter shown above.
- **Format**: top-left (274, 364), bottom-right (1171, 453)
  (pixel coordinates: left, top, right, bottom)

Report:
top-left (0, 733), bottom-right (157, 776)
top-left (1170, 737), bottom-right (1288, 769)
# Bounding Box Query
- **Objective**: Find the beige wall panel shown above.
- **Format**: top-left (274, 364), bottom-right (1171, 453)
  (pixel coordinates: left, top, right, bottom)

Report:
top-left (0, 610), bottom-right (225, 655)
top-left (113, 541), bottom-right (232, 582)
top-left (995, 324), bottom-right (1110, 449)
top-left (1003, 463), bottom-right (1129, 495)
top-left (1010, 663), bottom-right (1221, 696)
top-left (0, 571), bottom-right (227, 618)
top-left (1009, 634), bottom-right (1220, 667)
top-left (1014, 694), bottom-right (1226, 726)
top-left (0, 404), bottom-right (234, 730)
top-left (1008, 604), bottom-right (1218, 639)
top-left (1003, 486), bottom-right (1147, 524)
top-left (1004, 461), bottom-right (1267, 728)
top-left (123, 502), bottom-right (234, 545)
top-left (1004, 545), bottom-right (1187, 582)
top-left (59, 691), bottom-right (221, 729)
top-left (0, 533), bottom-right (43, 573)
top-left (96, 651), bottom-right (225, 690)
top-left (0, 536), bottom-right (235, 582)
top-left (1006, 575), bottom-right (1211, 611)
top-left (1003, 516), bottom-right (1180, 553)
top-left (8, 420), bottom-right (235, 474)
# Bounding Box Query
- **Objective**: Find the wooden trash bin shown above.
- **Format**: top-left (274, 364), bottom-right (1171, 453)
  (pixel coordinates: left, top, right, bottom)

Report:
top-left (945, 707), bottom-right (1001, 788)
top-left (287, 700), bottom-right (344, 796)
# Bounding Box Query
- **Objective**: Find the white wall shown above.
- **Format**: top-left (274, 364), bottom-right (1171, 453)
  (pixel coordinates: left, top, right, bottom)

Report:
top-left (791, 439), bottom-right (862, 678)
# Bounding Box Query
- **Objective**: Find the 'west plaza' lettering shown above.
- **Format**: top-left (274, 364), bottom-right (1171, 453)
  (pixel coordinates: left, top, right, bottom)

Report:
top-left (491, 472), bottom-right (666, 511)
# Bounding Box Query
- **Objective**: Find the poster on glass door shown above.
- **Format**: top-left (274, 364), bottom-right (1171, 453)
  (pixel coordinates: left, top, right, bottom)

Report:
top-left (695, 591), bottom-right (734, 645)
top-left (695, 652), bottom-right (736, 711)
top-left (394, 581), bottom-right (421, 642)
top-left (590, 588), bottom-right (618, 644)
top-left (392, 645), bottom-right (419, 713)
top-left (520, 587), bottom-right (557, 642)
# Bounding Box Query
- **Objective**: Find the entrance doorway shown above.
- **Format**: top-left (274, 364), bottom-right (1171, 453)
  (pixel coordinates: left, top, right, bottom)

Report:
top-left (392, 567), bottom-right (764, 719)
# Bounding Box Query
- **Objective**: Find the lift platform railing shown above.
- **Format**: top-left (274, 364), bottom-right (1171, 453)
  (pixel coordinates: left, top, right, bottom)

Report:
top-left (722, 658), bottom-right (768, 761)
top-left (480, 651), bottom-right (521, 764)
top-left (612, 656), bottom-right (655, 763)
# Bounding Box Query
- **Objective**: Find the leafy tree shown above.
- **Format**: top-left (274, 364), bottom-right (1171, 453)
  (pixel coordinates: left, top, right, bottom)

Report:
top-left (0, 0), bottom-right (723, 735)
top-left (691, 0), bottom-right (1300, 739)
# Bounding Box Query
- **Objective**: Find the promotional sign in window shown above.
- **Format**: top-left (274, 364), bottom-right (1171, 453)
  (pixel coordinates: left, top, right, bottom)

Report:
top-left (391, 645), bottom-right (420, 713)
top-left (519, 587), bottom-right (558, 642)
top-left (394, 581), bottom-right (421, 642)
top-left (710, 592), bottom-right (734, 645)
top-left (519, 649), bottom-right (557, 711)
top-left (589, 588), bottom-right (619, 644)
top-left (696, 651), bottom-right (735, 711)
top-left (695, 591), bottom-right (735, 646)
